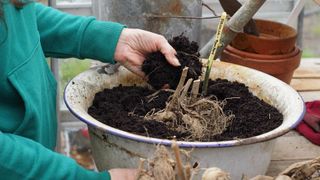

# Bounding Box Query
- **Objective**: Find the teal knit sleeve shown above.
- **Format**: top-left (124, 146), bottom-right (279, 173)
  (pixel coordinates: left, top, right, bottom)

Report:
top-left (35, 3), bottom-right (125, 64)
top-left (0, 131), bottom-right (110, 180)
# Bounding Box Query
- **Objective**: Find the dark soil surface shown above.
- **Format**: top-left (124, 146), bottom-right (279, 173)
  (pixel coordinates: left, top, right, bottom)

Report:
top-left (142, 35), bottom-right (202, 89)
top-left (88, 35), bottom-right (283, 141)
top-left (88, 79), bottom-right (283, 141)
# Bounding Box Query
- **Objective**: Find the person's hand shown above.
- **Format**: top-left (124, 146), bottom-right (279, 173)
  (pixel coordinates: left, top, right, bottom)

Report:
top-left (109, 168), bottom-right (138, 180)
top-left (114, 28), bottom-right (181, 77)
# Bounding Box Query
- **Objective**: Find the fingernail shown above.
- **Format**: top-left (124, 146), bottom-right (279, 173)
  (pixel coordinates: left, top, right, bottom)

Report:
top-left (173, 49), bottom-right (177, 55)
top-left (174, 58), bottom-right (181, 66)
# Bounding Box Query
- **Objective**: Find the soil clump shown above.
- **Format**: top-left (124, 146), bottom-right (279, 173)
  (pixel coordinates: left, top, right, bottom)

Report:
top-left (142, 35), bottom-right (202, 90)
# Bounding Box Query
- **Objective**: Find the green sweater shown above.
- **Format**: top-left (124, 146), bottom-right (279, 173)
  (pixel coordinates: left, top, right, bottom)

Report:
top-left (0, 2), bottom-right (125, 179)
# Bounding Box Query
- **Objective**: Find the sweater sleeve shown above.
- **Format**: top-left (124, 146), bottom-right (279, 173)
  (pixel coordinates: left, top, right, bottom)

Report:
top-left (0, 131), bottom-right (110, 180)
top-left (35, 3), bottom-right (125, 64)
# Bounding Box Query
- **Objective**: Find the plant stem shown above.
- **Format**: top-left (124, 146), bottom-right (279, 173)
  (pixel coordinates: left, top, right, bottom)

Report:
top-left (180, 78), bottom-right (194, 100)
top-left (135, 158), bottom-right (146, 180)
top-left (173, 67), bottom-right (189, 98)
top-left (167, 67), bottom-right (189, 111)
top-left (172, 140), bottom-right (186, 180)
top-left (191, 79), bottom-right (201, 99)
top-left (202, 2), bottom-right (218, 16)
top-left (185, 163), bottom-right (192, 180)
top-left (202, 12), bottom-right (227, 95)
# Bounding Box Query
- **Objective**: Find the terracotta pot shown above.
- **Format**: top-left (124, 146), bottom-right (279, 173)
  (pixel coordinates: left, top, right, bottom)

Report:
top-left (226, 45), bottom-right (300, 60)
top-left (221, 47), bottom-right (302, 84)
top-left (231, 19), bottom-right (297, 55)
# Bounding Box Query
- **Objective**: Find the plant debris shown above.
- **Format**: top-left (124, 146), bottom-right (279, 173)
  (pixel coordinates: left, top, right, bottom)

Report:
top-left (144, 68), bottom-right (234, 141)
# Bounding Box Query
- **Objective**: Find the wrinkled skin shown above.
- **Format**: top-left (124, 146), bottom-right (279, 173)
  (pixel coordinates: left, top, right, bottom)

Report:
top-left (114, 28), bottom-right (180, 77)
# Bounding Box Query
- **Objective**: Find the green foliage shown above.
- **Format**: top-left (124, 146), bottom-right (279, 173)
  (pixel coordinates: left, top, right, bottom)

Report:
top-left (302, 49), bottom-right (317, 58)
top-left (60, 58), bottom-right (91, 89)
top-left (312, 24), bottom-right (320, 36)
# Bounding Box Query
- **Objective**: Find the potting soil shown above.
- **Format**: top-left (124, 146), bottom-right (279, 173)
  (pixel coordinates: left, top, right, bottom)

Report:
top-left (88, 79), bottom-right (283, 141)
top-left (88, 35), bottom-right (283, 141)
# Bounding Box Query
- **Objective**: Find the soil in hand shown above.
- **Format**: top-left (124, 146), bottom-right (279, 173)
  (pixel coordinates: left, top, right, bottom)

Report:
top-left (88, 79), bottom-right (283, 141)
top-left (142, 35), bottom-right (202, 90)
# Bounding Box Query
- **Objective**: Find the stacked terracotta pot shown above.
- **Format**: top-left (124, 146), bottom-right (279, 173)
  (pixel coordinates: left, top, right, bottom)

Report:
top-left (221, 19), bottom-right (302, 84)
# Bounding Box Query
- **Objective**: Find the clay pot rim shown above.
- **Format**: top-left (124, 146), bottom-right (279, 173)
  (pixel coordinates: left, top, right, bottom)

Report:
top-left (226, 45), bottom-right (301, 60)
top-left (222, 48), bottom-right (302, 64)
top-left (242, 19), bottom-right (298, 41)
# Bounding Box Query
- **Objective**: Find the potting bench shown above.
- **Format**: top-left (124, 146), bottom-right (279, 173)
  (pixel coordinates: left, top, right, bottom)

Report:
top-left (266, 58), bottom-right (320, 176)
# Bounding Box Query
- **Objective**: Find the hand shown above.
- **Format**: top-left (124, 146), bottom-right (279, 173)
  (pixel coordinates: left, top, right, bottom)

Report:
top-left (109, 168), bottom-right (138, 180)
top-left (114, 28), bottom-right (180, 77)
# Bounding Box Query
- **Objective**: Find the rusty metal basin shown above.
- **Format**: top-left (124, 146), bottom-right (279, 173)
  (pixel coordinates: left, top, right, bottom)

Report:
top-left (64, 61), bottom-right (305, 179)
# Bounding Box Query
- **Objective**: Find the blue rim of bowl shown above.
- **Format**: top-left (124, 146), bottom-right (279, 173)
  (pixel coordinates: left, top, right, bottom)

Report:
top-left (63, 74), bottom-right (306, 148)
